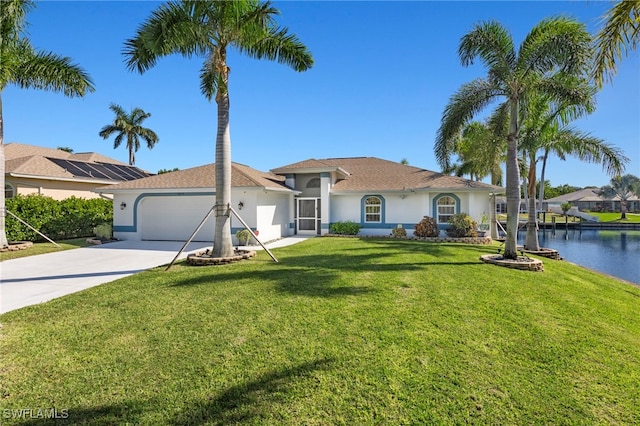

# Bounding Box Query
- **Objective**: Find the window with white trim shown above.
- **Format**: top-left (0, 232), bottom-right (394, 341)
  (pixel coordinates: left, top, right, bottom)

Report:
top-left (365, 196), bottom-right (382, 223)
top-left (437, 196), bottom-right (456, 224)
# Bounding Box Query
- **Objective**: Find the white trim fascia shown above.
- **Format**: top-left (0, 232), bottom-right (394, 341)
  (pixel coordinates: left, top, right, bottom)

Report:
top-left (95, 186), bottom-right (301, 195)
top-left (8, 172), bottom-right (117, 185)
top-left (271, 166), bottom-right (350, 178)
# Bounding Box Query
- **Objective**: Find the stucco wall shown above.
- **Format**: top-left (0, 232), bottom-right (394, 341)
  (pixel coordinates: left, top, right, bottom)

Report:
top-left (8, 177), bottom-right (111, 200)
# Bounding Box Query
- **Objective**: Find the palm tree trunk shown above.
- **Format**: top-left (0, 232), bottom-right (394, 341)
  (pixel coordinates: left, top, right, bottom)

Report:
top-left (537, 149), bottom-right (549, 212)
top-left (0, 93), bottom-right (8, 248)
top-left (504, 100), bottom-right (521, 259)
top-left (524, 155), bottom-right (540, 251)
top-left (213, 90), bottom-right (234, 258)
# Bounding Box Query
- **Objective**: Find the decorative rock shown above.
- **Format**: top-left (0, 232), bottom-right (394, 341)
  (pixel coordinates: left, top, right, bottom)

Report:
top-left (0, 241), bottom-right (34, 252)
top-left (480, 254), bottom-right (544, 272)
top-left (187, 249), bottom-right (256, 266)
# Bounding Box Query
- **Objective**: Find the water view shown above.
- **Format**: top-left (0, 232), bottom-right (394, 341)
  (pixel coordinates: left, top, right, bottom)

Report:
top-left (518, 229), bottom-right (640, 284)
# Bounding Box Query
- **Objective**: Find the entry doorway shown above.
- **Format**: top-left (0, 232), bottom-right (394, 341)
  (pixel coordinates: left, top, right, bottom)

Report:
top-left (297, 198), bottom-right (320, 235)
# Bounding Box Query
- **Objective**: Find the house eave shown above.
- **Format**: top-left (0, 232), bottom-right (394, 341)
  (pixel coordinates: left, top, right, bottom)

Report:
top-left (8, 172), bottom-right (119, 186)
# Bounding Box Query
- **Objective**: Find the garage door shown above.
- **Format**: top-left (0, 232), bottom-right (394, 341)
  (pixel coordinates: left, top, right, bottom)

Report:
top-left (139, 195), bottom-right (215, 241)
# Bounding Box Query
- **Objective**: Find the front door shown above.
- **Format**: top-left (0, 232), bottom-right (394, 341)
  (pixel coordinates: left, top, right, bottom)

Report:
top-left (297, 198), bottom-right (318, 234)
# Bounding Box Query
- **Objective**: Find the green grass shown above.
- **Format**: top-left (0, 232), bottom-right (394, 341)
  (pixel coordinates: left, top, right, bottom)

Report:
top-left (1, 238), bottom-right (639, 424)
top-left (588, 212), bottom-right (640, 223)
top-left (0, 238), bottom-right (91, 262)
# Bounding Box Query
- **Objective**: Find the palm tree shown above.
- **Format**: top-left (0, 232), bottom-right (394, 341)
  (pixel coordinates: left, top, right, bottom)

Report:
top-left (0, 0), bottom-right (94, 248)
top-left (447, 119), bottom-right (505, 186)
top-left (593, 0), bottom-right (640, 87)
top-left (519, 93), bottom-right (628, 251)
top-left (435, 18), bottom-right (592, 259)
top-left (99, 103), bottom-right (159, 166)
top-left (124, 0), bottom-right (313, 258)
top-left (598, 174), bottom-right (640, 219)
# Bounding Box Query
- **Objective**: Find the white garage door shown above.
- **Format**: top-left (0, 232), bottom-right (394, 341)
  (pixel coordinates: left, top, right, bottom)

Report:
top-left (139, 195), bottom-right (215, 241)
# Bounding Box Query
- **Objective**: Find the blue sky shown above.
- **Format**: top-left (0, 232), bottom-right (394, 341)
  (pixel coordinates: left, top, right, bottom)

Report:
top-left (4, 0), bottom-right (639, 188)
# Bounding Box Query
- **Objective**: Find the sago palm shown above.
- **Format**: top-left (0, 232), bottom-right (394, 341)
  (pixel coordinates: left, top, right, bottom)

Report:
top-left (0, 0), bottom-right (94, 248)
top-left (435, 18), bottom-right (591, 259)
top-left (99, 103), bottom-right (159, 166)
top-left (124, 0), bottom-right (313, 258)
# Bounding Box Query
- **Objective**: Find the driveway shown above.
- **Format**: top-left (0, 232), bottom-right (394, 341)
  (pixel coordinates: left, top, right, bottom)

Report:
top-left (0, 240), bottom-right (211, 314)
top-left (0, 237), bottom-right (309, 315)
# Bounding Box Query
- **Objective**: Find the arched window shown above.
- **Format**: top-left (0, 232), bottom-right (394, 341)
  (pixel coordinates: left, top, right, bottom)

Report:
top-left (436, 196), bottom-right (456, 224)
top-left (364, 196), bottom-right (382, 223)
top-left (306, 177), bottom-right (320, 188)
top-left (5, 183), bottom-right (15, 199)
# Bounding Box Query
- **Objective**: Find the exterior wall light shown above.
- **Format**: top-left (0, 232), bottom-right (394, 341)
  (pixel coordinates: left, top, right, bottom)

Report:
top-left (120, 202), bottom-right (127, 210)
top-left (238, 201), bottom-right (244, 210)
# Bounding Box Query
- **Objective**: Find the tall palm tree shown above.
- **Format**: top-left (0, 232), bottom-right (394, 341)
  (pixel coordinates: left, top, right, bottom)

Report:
top-left (124, 0), bottom-right (313, 258)
top-left (519, 93), bottom-right (628, 251)
top-left (598, 174), bottom-right (640, 219)
top-left (593, 0), bottom-right (640, 87)
top-left (99, 103), bottom-right (159, 166)
top-left (0, 0), bottom-right (94, 248)
top-left (435, 18), bottom-right (592, 259)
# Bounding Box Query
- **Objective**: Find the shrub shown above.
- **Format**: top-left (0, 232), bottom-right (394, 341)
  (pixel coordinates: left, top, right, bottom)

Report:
top-left (93, 223), bottom-right (113, 240)
top-left (390, 227), bottom-right (407, 238)
top-left (413, 216), bottom-right (439, 238)
top-left (329, 221), bottom-right (361, 235)
top-left (235, 229), bottom-right (252, 244)
top-left (445, 213), bottom-right (478, 238)
top-left (5, 195), bottom-right (112, 242)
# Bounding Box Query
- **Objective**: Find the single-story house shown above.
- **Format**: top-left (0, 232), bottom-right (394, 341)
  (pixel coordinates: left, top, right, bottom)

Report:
top-left (4, 143), bottom-right (153, 200)
top-left (544, 188), bottom-right (640, 213)
top-left (97, 157), bottom-right (501, 243)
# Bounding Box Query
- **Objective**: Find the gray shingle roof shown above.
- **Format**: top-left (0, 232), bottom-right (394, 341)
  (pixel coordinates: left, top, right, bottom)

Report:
top-left (273, 157), bottom-right (501, 192)
top-left (96, 162), bottom-right (290, 192)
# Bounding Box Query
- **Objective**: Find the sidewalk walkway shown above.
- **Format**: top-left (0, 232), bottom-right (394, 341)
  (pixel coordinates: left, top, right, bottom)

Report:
top-left (0, 236), bottom-right (308, 314)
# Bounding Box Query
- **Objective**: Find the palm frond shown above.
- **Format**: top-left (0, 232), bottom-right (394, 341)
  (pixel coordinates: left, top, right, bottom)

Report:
top-left (518, 16), bottom-right (591, 78)
top-left (10, 47), bottom-right (94, 96)
top-left (593, 0), bottom-right (640, 87)
top-left (435, 78), bottom-right (505, 170)
top-left (238, 25), bottom-right (313, 72)
top-left (458, 20), bottom-right (516, 83)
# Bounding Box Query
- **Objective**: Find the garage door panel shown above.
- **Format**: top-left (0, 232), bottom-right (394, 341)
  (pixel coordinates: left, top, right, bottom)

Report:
top-left (140, 196), bottom-right (215, 241)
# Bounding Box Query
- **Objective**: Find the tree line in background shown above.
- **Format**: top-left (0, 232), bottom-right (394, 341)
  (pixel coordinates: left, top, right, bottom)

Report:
top-left (1, 0), bottom-right (638, 257)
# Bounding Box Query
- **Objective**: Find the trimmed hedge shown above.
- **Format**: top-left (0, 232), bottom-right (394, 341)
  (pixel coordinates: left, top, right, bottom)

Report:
top-left (329, 221), bottom-right (361, 235)
top-left (5, 195), bottom-right (112, 242)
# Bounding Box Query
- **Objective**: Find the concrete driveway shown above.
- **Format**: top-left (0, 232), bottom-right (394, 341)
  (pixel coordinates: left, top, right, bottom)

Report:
top-left (0, 237), bottom-right (309, 315)
top-left (0, 240), bottom-right (211, 314)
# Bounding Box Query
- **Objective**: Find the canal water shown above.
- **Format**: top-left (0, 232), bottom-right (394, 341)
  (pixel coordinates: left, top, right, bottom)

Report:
top-left (517, 229), bottom-right (640, 284)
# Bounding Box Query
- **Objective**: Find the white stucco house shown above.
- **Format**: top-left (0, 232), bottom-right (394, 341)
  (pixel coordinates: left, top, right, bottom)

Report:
top-left (96, 157), bottom-right (501, 243)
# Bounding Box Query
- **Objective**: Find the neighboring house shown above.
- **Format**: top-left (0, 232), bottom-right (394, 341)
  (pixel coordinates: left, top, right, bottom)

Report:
top-left (544, 188), bottom-right (640, 213)
top-left (4, 143), bottom-right (153, 200)
top-left (99, 157), bottom-right (500, 243)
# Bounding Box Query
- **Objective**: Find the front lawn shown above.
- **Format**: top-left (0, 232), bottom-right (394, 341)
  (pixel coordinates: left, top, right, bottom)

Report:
top-left (0, 238), bottom-right (91, 262)
top-left (1, 238), bottom-right (638, 424)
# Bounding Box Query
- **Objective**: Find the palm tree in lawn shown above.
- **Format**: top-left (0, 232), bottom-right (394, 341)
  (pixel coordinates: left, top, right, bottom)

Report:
top-left (593, 0), bottom-right (640, 88)
top-left (598, 174), bottom-right (640, 220)
top-left (124, 0), bottom-right (313, 258)
top-left (99, 103), bottom-right (159, 166)
top-left (435, 18), bottom-right (592, 259)
top-left (0, 0), bottom-right (94, 249)
top-left (519, 92), bottom-right (628, 251)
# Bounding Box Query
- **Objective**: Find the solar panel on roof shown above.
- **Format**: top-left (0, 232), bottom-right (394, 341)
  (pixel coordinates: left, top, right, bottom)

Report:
top-left (67, 160), bottom-right (111, 180)
top-left (47, 158), bottom-right (91, 178)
